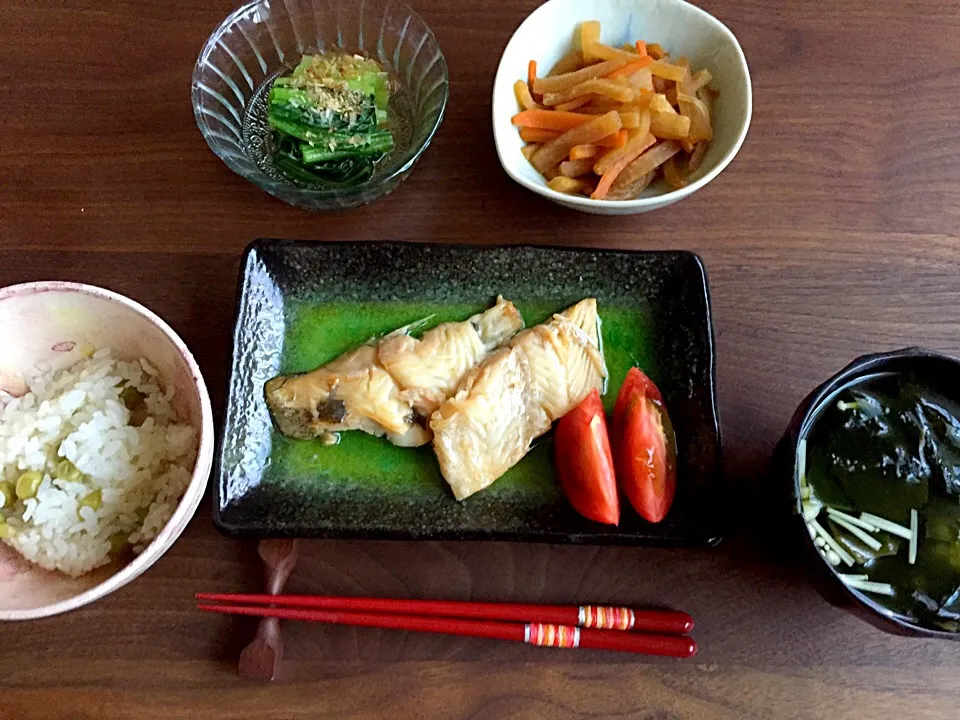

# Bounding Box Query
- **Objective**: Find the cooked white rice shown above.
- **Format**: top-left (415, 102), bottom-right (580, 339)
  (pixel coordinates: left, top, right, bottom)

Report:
top-left (0, 349), bottom-right (197, 577)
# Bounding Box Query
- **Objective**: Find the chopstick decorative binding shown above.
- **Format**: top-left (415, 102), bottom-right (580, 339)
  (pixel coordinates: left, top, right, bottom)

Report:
top-left (526, 623), bottom-right (580, 648)
top-left (579, 605), bottom-right (635, 630)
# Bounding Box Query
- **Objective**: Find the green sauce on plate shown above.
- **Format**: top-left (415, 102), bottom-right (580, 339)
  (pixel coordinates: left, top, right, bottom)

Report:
top-left (268, 299), bottom-right (654, 499)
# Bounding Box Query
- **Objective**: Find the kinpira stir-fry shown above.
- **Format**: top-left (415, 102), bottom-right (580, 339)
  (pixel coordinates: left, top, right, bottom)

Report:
top-left (513, 20), bottom-right (716, 200)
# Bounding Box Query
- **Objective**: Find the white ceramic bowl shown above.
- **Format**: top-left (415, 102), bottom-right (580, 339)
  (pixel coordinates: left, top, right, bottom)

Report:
top-left (0, 282), bottom-right (214, 620)
top-left (492, 0), bottom-right (752, 214)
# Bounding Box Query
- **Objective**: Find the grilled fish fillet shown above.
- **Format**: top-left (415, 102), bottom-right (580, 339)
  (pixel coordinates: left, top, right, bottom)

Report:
top-left (264, 342), bottom-right (429, 445)
top-left (378, 296), bottom-right (524, 416)
top-left (431, 299), bottom-right (606, 500)
top-left (265, 298), bottom-right (523, 447)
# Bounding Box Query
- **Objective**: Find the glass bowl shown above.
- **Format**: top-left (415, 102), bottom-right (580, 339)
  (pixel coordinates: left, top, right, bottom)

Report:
top-left (192, 0), bottom-right (448, 211)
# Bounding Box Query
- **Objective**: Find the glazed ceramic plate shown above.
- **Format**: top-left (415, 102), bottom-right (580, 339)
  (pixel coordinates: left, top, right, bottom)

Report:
top-left (215, 240), bottom-right (722, 545)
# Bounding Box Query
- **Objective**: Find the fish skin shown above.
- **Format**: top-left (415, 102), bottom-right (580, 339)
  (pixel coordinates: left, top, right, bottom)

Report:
top-left (264, 342), bottom-right (415, 441)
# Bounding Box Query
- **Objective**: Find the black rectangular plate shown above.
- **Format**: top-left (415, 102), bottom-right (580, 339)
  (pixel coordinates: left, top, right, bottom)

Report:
top-left (215, 240), bottom-right (723, 546)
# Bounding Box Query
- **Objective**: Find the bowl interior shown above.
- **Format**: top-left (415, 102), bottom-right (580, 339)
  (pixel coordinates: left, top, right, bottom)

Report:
top-left (192, 0), bottom-right (449, 210)
top-left (0, 284), bottom-right (209, 619)
top-left (493, 0), bottom-right (752, 210)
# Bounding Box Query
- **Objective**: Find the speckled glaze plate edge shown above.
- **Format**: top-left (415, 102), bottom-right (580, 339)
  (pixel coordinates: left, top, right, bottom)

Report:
top-left (214, 239), bottom-right (724, 547)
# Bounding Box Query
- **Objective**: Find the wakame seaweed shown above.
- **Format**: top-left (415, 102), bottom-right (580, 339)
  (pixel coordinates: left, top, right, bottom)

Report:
top-left (268, 52), bottom-right (394, 187)
top-left (805, 372), bottom-right (960, 630)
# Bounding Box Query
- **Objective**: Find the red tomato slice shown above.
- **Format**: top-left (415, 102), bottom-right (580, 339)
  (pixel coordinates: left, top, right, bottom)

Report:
top-left (612, 367), bottom-right (676, 523)
top-left (612, 366), bottom-right (663, 435)
top-left (619, 394), bottom-right (677, 523)
top-left (554, 389), bottom-right (620, 525)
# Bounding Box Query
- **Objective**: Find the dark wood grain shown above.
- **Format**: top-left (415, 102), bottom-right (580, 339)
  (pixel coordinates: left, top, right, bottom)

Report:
top-left (3, 0), bottom-right (960, 717)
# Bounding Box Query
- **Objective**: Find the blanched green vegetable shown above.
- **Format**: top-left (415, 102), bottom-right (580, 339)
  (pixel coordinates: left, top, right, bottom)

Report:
top-left (268, 51), bottom-right (395, 186)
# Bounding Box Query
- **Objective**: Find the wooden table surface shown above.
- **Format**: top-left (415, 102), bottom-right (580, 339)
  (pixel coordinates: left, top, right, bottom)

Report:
top-left (3, 0), bottom-right (960, 717)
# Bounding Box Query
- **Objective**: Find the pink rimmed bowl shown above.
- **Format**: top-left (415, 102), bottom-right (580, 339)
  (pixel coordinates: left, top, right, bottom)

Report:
top-left (0, 282), bottom-right (214, 620)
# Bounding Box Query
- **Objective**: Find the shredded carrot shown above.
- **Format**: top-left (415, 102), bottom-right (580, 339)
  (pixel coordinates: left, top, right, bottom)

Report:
top-left (594, 126), bottom-right (651, 175)
top-left (519, 126), bottom-right (562, 143)
top-left (635, 40), bottom-right (648, 57)
top-left (531, 110), bottom-right (623, 172)
top-left (528, 60), bottom-right (538, 98)
top-left (591, 133), bottom-right (657, 199)
top-left (569, 144), bottom-right (599, 160)
top-left (597, 129), bottom-right (628, 148)
top-left (606, 57), bottom-right (653, 79)
top-left (512, 109), bottom-right (594, 131)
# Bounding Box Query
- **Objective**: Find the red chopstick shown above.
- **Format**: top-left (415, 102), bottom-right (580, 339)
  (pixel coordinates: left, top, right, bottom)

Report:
top-left (197, 603), bottom-right (697, 657)
top-left (195, 593), bottom-right (694, 634)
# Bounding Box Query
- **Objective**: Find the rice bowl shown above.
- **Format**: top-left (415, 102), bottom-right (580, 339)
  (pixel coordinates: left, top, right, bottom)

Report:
top-left (0, 281), bottom-right (213, 620)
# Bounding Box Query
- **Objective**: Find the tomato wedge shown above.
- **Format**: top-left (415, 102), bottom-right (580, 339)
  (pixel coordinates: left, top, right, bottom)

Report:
top-left (613, 368), bottom-right (677, 523)
top-left (612, 366), bottom-right (663, 432)
top-left (554, 389), bottom-right (620, 525)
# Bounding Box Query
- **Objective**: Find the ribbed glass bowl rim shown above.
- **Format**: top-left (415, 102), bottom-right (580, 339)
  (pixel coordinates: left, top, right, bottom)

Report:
top-left (190, 0), bottom-right (449, 199)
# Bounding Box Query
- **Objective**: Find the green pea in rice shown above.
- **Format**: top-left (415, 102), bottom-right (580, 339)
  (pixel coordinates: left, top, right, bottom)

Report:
top-left (0, 349), bottom-right (197, 577)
